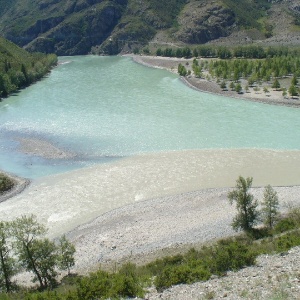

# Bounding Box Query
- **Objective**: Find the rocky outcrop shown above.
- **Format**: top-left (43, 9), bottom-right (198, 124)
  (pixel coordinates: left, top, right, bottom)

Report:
top-left (175, 2), bottom-right (235, 44)
top-left (0, 0), bottom-right (299, 55)
top-left (26, 2), bottom-right (125, 55)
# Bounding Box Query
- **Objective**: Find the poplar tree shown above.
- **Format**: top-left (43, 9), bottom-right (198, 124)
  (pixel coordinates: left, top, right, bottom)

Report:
top-left (12, 215), bottom-right (51, 289)
top-left (261, 185), bottom-right (279, 229)
top-left (228, 176), bottom-right (259, 232)
top-left (0, 222), bottom-right (17, 292)
top-left (58, 235), bottom-right (76, 275)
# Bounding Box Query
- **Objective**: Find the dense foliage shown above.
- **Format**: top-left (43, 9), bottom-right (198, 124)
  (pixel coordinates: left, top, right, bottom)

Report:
top-left (0, 216), bottom-right (75, 293)
top-left (0, 174), bottom-right (14, 194)
top-left (159, 45), bottom-right (300, 98)
top-left (0, 37), bottom-right (57, 98)
top-left (156, 45), bottom-right (300, 59)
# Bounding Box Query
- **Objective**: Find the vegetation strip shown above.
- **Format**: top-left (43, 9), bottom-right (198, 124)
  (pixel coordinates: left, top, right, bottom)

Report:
top-left (0, 37), bottom-right (57, 99)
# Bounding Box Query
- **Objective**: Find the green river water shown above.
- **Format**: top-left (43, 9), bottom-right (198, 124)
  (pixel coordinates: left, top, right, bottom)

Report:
top-left (0, 55), bottom-right (300, 179)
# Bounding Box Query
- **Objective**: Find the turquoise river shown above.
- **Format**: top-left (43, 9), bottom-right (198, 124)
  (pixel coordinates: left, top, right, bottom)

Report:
top-left (1, 55), bottom-right (300, 179)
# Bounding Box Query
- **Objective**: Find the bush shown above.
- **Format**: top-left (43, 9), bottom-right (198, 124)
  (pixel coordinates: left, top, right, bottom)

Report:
top-left (274, 218), bottom-right (297, 233)
top-left (274, 232), bottom-right (300, 252)
top-left (0, 173), bottom-right (14, 194)
top-left (155, 264), bottom-right (210, 291)
top-left (206, 239), bottom-right (256, 274)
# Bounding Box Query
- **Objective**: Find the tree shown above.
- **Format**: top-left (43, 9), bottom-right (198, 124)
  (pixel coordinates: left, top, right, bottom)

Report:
top-left (291, 75), bottom-right (298, 86)
top-left (272, 78), bottom-right (280, 91)
top-left (235, 83), bottom-right (242, 94)
top-left (261, 185), bottom-right (279, 229)
top-left (228, 176), bottom-right (259, 232)
top-left (28, 238), bottom-right (58, 288)
top-left (282, 88), bottom-right (287, 98)
top-left (229, 81), bottom-right (235, 91)
top-left (0, 222), bottom-right (17, 292)
top-left (248, 77), bottom-right (255, 87)
top-left (58, 235), bottom-right (75, 275)
top-left (263, 86), bottom-right (269, 94)
top-left (12, 215), bottom-right (50, 289)
top-left (289, 84), bottom-right (298, 98)
top-left (220, 81), bottom-right (227, 90)
top-left (177, 63), bottom-right (187, 76)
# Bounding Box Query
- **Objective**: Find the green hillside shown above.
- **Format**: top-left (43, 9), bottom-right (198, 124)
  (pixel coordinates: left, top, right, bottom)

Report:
top-left (0, 0), bottom-right (299, 55)
top-left (0, 37), bottom-right (57, 98)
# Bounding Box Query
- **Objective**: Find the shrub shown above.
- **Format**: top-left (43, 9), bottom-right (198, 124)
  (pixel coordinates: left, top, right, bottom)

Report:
top-left (207, 239), bottom-right (256, 274)
top-left (155, 264), bottom-right (210, 291)
top-left (274, 218), bottom-right (297, 233)
top-left (0, 174), bottom-right (14, 194)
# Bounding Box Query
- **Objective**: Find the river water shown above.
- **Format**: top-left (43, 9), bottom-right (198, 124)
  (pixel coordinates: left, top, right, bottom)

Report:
top-left (1, 55), bottom-right (300, 179)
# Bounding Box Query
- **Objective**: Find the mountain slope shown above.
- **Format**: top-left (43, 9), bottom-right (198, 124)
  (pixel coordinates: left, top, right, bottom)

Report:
top-left (0, 0), bottom-right (299, 55)
top-left (0, 37), bottom-right (57, 97)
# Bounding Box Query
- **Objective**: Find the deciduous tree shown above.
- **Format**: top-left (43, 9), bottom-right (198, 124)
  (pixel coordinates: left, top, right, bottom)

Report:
top-left (228, 176), bottom-right (259, 232)
top-left (261, 185), bottom-right (279, 229)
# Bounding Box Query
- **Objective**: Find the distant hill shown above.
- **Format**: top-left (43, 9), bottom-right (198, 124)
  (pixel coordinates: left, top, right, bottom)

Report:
top-left (0, 37), bottom-right (57, 98)
top-left (0, 0), bottom-right (299, 55)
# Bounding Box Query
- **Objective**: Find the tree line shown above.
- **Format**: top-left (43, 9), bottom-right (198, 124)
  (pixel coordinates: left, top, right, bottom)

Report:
top-left (0, 215), bottom-right (75, 292)
top-left (156, 45), bottom-right (300, 60)
top-left (0, 37), bottom-right (57, 99)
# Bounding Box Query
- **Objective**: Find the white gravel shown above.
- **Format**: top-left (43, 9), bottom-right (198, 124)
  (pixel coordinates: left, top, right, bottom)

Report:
top-left (68, 186), bottom-right (300, 273)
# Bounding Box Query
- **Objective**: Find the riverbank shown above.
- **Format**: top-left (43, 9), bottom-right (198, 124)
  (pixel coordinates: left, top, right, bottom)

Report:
top-left (0, 172), bottom-right (30, 203)
top-left (132, 55), bottom-right (300, 108)
top-left (0, 149), bottom-right (300, 271)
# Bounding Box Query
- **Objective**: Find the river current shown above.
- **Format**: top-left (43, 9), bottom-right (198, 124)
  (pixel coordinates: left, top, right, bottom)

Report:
top-left (1, 55), bottom-right (300, 179)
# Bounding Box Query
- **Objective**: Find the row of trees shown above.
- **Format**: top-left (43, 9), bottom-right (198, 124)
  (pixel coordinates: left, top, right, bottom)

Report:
top-left (0, 37), bottom-right (57, 99)
top-left (156, 45), bottom-right (300, 60)
top-left (177, 56), bottom-right (300, 98)
top-left (228, 176), bottom-right (279, 233)
top-left (207, 56), bottom-right (300, 83)
top-left (0, 53), bottom-right (57, 98)
top-left (0, 215), bottom-right (75, 292)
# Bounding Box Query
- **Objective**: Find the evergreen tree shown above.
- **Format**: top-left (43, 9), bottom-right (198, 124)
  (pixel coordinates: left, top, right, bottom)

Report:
top-left (272, 78), bottom-right (280, 90)
top-left (235, 83), bottom-right (242, 93)
top-left (178, 63), bottom-right (187, 76)
top-left (289, 84), bottom-right (298, 98)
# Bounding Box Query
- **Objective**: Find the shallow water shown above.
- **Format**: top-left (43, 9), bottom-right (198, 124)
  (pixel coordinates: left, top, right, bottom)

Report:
top-left (1, 56), bottom-right (300, 179)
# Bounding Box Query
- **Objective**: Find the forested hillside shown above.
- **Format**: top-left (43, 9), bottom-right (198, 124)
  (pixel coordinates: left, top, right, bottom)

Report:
top-left (0, 0), bottom-right (299, 55)
top-left (0, 37), bottom-right (57, 98)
